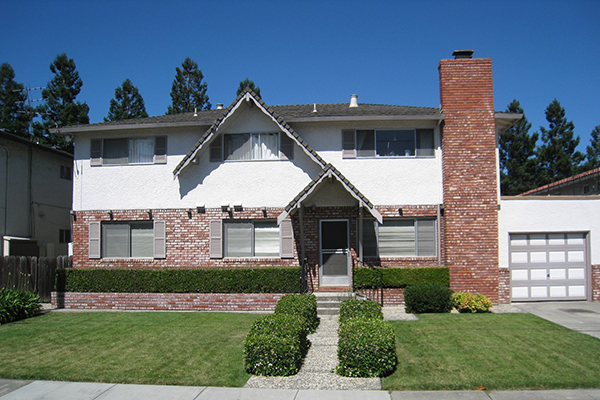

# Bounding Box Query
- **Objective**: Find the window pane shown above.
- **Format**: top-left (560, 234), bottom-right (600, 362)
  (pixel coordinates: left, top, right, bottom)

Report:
top-left (417, 219), bottom-right (436, 256)
top-left (224, 222), bottom-right (252, 257)
top-left (379, 220), bottom-right (415, 256)
top-left (224, 134), bottom-right (252, 161)
top-left (356, 130), bottom-right (375, 157)
top-left (416, 129), bottom-right (435, 157)
top-left (102, 223), bottom-right (129, 258)
top-left (258, 133), bottom-right (279, 160)
top-left (129, 138), bottom-right (155, 164)
top-left (376, 130), bottom-right (415, 157)
top-left (131, 222), bottom-right (154, 257)
top-left (254, 221), bottom-right (279, 257)
top-left (103, 139), bottom-right (129, 165)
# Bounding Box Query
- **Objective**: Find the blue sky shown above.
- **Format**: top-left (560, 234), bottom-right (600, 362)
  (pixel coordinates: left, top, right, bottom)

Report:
top-left (2, 0), bottom-right (599, 152)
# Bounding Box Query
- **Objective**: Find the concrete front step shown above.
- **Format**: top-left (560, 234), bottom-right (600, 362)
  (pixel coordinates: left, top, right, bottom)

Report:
top-left (315, 292), bottom-right (355, 316)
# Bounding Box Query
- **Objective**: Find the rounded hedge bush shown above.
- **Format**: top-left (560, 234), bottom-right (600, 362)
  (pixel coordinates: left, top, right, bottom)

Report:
top-left (404, 284), bottom-right (454, 313)
top-left (338, 299), bottom-right (383, 324)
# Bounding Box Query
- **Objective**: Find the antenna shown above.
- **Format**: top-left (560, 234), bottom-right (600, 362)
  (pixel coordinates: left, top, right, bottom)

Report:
top-left (14, 86), bottom-right (47, 139)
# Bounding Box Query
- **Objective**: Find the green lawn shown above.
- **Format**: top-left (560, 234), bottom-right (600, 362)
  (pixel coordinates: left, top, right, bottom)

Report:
top-left (0, 311), bottom-right (260, 387)
top-left (384, 313), bottom-right (600, 391)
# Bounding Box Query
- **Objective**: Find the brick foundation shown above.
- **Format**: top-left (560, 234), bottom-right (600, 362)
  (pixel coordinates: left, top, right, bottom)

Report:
top-left (358, 288), bottom-right (404, 306)
top-left (593, 265), bottom-right (600, 301)
top-left (51, 292), bottom-right (284, 311)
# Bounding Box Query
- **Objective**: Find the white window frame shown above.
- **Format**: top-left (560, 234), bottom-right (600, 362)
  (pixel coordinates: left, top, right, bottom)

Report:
top-left (91, 136), bottom-right (167, 166)
top-left (89, 220), bottom-right (166, 259)
top-left (222, 132), bottom-right (280, 161)
top-left (223, 220), bottom-right (280, 258)
top-left (363, 218), bottom-right (437, 257)
top-left (343, 129), bottom-right (435, 159)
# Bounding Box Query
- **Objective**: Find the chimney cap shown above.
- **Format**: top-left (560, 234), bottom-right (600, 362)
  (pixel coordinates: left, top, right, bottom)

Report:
top-left (349, 94), bottom-right (359, 108)
top-left (452, 50), bottom-right (474, 59)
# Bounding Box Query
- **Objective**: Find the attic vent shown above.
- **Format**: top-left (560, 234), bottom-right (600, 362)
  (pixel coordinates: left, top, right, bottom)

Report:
top-left (452, 50), bottom-right (474, 59)
top-left (349, 94), bottom-right (358, 108)
top-left (217, 103), bottom-right (223, 110)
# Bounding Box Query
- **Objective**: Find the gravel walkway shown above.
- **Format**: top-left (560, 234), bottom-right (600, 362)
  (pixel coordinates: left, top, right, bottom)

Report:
top-left (244, 315), bottom-right (382, 390)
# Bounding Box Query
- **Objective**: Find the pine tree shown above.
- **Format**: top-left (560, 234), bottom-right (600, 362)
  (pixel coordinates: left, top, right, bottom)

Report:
top-left (536, 99), bottom-right (584, 185)
top-left (499, 100), bottom-right (539, 195)
top-left (166, 57), bottom-right (210, 114)
top-left (236, 78), bottom-right (261, 98)
top-left (0, 63), bottom-right (30, 138)
top-left (105, 79), bottom-right (149, 121)
top-left (583, 125), bottom-right (600, 171)
top-left (38, 53), bottom-right (89, 152)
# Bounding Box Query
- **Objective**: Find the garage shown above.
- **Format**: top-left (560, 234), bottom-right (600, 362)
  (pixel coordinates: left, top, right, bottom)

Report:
top-left (510, 232), bottom-right (589, 301)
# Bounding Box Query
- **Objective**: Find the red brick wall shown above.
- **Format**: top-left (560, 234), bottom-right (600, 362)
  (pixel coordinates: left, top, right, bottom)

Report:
top-left (358, 288), bottom-right (404, 306)
top-left (592, 264), bottom-right (600, 301)
top-left (51, 292), bottom-right (283, 311)
top-left (439, 57), bottom-right (501, 303)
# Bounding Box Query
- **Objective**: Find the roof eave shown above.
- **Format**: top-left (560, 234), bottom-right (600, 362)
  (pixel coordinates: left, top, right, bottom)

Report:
top-left (495, 112), bottom-right (523, 134)
top-left (286, 114), bottom-right (444, 123)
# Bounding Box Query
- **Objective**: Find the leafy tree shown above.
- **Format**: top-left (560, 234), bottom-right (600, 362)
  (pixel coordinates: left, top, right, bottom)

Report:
top-left (105, 79), bottom-right (148, 121)
top-left (499, 100), bottom-right (539, 195)
top-left (583, 125), bottom-right (600, 171)
top-left (166, 57), bottom-right (210, 114)
top-left (0, 63), bottom-right (30, 138)
top-left (236, 78), bottom-right (261, 98)
top-left (536, 99), bottom-right (583, 185)
top-left (37, 53), bottom-right (89, 152)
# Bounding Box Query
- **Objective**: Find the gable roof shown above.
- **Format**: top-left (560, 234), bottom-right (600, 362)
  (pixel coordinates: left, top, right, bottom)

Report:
top-left (519, 166), bottom-right (600, 196)
top-left (172, 88), bottom-right (327, 176)
top-left (277, 163), bottom-right (383, 225)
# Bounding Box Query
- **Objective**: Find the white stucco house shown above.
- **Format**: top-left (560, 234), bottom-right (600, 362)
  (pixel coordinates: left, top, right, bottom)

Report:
top-left (56, 51), bottom-right (600, 309)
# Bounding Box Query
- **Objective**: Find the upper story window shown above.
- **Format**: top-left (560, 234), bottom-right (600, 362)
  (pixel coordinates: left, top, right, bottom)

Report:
top-left (60, 165), bottom-right (72, 180)
top-left (90, 136), bottom-right (167, 166)
top-left (210, 132), bottom-right (294, 162)
top-left (343, 129), bottom-right (434, 158)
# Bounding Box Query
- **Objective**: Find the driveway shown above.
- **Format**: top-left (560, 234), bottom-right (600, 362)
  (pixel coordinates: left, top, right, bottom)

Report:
top-left (514, 301), bottom-right (600, 339)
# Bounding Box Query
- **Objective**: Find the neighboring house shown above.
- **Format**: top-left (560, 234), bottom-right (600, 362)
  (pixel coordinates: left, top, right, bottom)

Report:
top-left (519, 167), bottom-right (600, 196)
top-left (0, 130), bottom-right (73, 257)
top-left (57, 51), bottom-right (600, 306)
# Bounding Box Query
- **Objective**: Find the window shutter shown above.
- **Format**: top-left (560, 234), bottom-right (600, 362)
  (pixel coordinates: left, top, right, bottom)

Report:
top-left (89, 221), bottom-right (101, 259)
top-left (416, 129), bottom-right (435, 157)
top-left (209, 135), bottom-right (223, 162)
top-left (209, 220), bottom-right (223, 258)
top-left (153, 220), bottom-right (166, 258)
top-left (280, 133), bottom-right (294, 160)
top-left (342, 130), bottom-right (356, 159)
top-left (90, 139), bottom-right (102, 166)
top-left (279, 218), bottom-right (294, 259)
top-left (154, 136), bottom-right (167, 164)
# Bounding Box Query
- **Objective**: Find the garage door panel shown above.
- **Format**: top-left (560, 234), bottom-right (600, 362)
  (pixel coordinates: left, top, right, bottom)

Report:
top-left (510, 232), bottom-right (588, 302)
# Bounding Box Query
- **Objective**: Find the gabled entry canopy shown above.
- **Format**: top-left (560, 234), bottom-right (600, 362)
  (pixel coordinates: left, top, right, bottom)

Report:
top-left (278, 163), bottom-right (383, 225)
top-left (173, 88), bottom-right (326, 176)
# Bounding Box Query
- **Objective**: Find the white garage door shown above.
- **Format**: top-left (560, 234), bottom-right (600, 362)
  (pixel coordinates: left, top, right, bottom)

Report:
top-left (510, 232), bottom-right (588, 301)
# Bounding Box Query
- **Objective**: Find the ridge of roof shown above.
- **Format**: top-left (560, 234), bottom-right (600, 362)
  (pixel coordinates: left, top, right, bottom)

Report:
top-left (518, 166), bottom-right (600, 196)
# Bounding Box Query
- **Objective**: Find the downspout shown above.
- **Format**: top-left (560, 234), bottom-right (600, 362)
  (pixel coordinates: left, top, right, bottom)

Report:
top-left (0, 145), bottom-right (8, 251)
top-left (437, 204), bottom-right (442, 267)
top-left (28, 145), bottom-right (33, 238)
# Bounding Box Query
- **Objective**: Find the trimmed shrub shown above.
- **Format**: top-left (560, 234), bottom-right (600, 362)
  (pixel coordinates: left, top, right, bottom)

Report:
top-left (274, 293), bottom-right (319, 333)
top-left (337, 317), bottom-right (397, 377)
top-left (404, 284), bottom-right (454, 314)
top-left (244, 313), bottom-right (308, 376)
top-left (453, 291), bottom-right (493, 313)
top-left (353, 267), bottom-right (450, 289)
top-left (0, 288), bottom-right (41, 324)
top-left (338, 299), bottom-right (383, 324)
top-left (56, 267), bottom-right (301, 294)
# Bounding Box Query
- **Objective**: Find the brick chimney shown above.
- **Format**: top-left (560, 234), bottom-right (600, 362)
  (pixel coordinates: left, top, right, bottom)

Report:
top-left (439, 51), bottom-right (500, 303)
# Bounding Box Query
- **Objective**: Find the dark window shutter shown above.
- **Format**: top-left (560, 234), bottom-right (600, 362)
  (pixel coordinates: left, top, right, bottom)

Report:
top-left (153, 220), bottom-right (166, 258)
top-left (416, 129), bottom-right (435, 157)
top-left (279, 218), bottom-right (294, 258)
top-left (209, 220), bottom-right (223, 258)
top-left (90, 139), bottom-right (102, 166)
top-left (89, 221), bottom-right (101, 259)
top-left (342, 130), bottom-right (356, 159)
top-left (154, 136), bottom-right (167, 164)
top-left (280, 133), bottom-right (294, 160)
top-left (209, 135), bottom-right (223, 162)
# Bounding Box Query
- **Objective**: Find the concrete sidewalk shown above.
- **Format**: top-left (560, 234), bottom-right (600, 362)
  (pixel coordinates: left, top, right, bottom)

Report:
top-left (2, 380), bottom-right (600, 400)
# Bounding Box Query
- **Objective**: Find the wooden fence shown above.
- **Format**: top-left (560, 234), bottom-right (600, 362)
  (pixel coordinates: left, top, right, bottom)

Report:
top-left (0, 256), bottom-right (72, 302)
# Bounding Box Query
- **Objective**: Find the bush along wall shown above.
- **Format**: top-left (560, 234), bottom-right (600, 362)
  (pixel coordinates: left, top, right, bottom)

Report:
top-left (404, 284), bottom-right (454, 313)
top-left (0, 288), bottom-right (41, 324)
top-left (244, 294), bottom-right (317, 376)
top-left (55, 267), bottom-right (302, 294)
top-left (353, 267), bottom-right (450, 289)
top-left (336, 299), bottom-right (397, 378)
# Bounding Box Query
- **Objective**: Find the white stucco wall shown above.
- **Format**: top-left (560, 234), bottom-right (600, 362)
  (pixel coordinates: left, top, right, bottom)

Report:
top-left (499, 197), bottom-right (600, 266)
top-left (73, 105), bottom-right (444, 212)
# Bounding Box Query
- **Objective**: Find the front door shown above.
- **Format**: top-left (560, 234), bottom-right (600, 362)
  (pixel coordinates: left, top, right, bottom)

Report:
top-left (320, 220), bottom-right (350, 286)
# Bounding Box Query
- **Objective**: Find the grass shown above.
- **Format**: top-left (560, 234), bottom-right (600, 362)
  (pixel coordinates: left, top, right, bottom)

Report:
top-left (0, 311), bottom-right (260, 387)
top-left (384, 313), bottom-right (600, 391)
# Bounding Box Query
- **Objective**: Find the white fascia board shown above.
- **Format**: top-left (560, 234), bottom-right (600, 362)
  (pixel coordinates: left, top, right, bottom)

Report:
top-left (53, 120), bottom-right (211, 135)
top-left (287, 114), bottom-right (444, 123)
